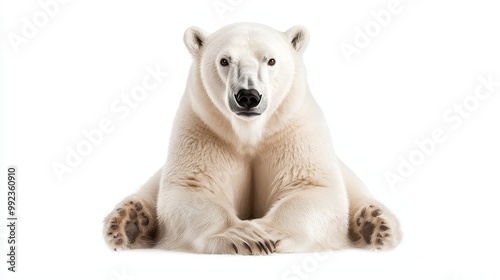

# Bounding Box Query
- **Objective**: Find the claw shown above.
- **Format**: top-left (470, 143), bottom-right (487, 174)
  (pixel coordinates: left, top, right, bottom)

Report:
top-left (264, 240), bottom-right (273, 253)
top-left (231, 243), bottom-right (238, 254)
top-left (243, 242), bottom-right (253, 255)
top-left (270, 240), bottom-right (277, 250)
top-left (259, 242), bottom-right (269, 254)
top-left (255, 242), bottom-right (264, 253)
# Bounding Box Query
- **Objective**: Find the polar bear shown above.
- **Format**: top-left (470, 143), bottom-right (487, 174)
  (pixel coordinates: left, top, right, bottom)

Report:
top-left (103, 23), bottom-right (401, 254)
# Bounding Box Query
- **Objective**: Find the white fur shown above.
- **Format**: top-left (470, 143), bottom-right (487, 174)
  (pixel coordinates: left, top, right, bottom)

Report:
top-left (103, 23), bottom-right (402, 254)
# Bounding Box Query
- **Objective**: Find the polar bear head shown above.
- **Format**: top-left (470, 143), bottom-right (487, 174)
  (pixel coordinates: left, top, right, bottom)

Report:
top-left (183, 23), bottom-right (309, 145)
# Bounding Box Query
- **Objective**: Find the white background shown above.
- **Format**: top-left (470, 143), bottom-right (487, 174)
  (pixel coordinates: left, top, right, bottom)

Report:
top-left (1, 0), bottom-right (500, 279)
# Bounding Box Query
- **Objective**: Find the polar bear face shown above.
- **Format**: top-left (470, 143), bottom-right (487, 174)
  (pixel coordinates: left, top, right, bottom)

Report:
top-left (184, 23), bottom-right (309, 145)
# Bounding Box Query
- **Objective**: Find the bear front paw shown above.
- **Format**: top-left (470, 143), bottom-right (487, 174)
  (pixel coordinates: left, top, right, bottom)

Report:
top-left (204, 221), bottom-right (278, 255)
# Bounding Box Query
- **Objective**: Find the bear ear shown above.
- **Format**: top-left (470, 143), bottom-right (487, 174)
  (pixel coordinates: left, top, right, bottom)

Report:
top-left (284, 25), bottom-right (310, 53)
top-left (184, 26), bottom-right (209, 56)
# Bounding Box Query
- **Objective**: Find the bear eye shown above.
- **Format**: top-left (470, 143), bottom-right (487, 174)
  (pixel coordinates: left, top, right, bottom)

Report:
top-left (220, 58), bottom-right (229, 66)
top-left (267, 58), bottom-right (276, 66)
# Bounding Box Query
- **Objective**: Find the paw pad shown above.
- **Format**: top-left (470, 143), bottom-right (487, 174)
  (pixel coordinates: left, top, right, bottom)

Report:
top-left (103, 199), bottom-right (156, 250)
top-left (349, 204), bottom-right (401, 250)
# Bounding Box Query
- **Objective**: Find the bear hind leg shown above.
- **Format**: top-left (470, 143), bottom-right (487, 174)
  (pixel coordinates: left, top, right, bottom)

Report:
top-left (103, 169), bottom-right (161, 250)
top-left (348, 203), bottom-right (401, 250)
top-left (339, 160), bottom-right (402, 250)
top-left (103, 197), bottom-right (157, 250)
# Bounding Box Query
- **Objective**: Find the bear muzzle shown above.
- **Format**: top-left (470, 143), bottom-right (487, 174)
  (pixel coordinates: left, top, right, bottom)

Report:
top-left (229, 88), bottom-right (266, 117)
top-left (235, 89), bottom-right (261, 110)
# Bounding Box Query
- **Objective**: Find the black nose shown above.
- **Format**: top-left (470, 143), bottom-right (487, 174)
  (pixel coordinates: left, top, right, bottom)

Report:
top-left (235, 89), bottom-right (261, 109)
